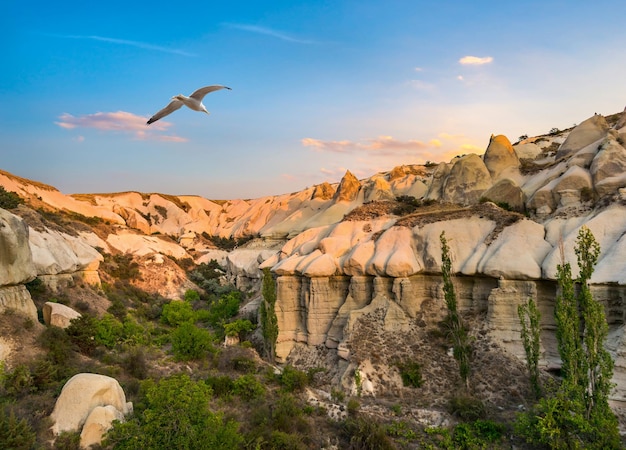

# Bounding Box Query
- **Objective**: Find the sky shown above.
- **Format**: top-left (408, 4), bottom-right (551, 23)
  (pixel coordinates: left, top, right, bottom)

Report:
top-left (3, 0), bottom-right (626, 200)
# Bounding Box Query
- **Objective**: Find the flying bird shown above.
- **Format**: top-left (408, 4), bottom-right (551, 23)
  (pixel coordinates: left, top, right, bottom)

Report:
top-left (146, 85), bottom-right (231, 125)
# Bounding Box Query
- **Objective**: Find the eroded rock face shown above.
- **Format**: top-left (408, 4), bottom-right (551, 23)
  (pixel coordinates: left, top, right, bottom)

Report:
top-left (50, 373), bottom-right (132, 438)
top-left (590, 136), bottom-right (626, 197)
top-left (481, 178), bottom-right (526, 212)
top-left (0, 209), bottom-right (35, 286)
top-left (556, 114), bottom-right (609, 160)
top-left (483, 135), bottom-right (520, 181)
top-left (334, 170), bottom-right (361, 202)
top-left (442, 154), bottom-right (493, 204)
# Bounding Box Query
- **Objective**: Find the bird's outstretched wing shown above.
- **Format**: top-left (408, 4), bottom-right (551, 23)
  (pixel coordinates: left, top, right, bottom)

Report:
top-left (189, 85), bottom-right (232, 101)
top-left (147, 99), bottom-right (184, 125)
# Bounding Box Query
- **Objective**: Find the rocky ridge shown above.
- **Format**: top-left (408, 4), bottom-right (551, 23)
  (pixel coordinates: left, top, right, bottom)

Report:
top-left (1, 109), bottom-right (626, 422)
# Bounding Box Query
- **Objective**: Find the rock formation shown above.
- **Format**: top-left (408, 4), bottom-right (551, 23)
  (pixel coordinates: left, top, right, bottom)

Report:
top-left (49, 373), bottom-right (132, 447)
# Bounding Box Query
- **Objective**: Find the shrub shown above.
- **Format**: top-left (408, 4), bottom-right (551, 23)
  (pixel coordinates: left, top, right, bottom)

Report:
top-left (161, 300), bottom-right (195, 326)
top-left (39, 326), bottom-right (74, 366)
top-left (342, 416), bottom-right (395, 450)
top-left (448, 395), bottom-right (486, 421)
top-left (170, 322), bottom-right (215, 361)
top-left (223, 319), bottom-right (254, 339)
top-left (452, 420), bottom-right (505, 449)
top-left (66, 315), bottom-right (99, 356)
top-left (207, 291), bottom-right (242, 329)
top-left (2, 364), bottom-right (34, 396)
top-left (0, 407), bottom-right (36, 449)
top-left (232, 374), bottom-right (265, 401)
top-left (279, 365), bottom-right (308, 392)
top-left (231, 356), bottom-right (256, 373)
top-left (95, 314), bottom-right (124, 348)
top-left (123, 347), bottom-right (148, 379)
top-left (205, 374), bottom-right (234, 398)
top-left (105, 373), bottom-right (242, 449)
top-left (396, 361), bottom-right (423, 388)
top-left (0, 186), bottom-right (23, 209)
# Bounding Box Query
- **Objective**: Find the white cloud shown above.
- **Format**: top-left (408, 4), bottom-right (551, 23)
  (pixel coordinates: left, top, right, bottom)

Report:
top-left (55, 111), bottom-right (187, 142)
top-left (459, 55), bottom-right (494, 66)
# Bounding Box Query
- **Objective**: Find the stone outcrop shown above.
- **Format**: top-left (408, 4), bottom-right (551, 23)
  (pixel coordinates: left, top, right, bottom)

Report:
top-left (0, 208), bottom-right (35, 286)
top-left (483, 135), bottom-right (520, 181)
top-left (43, 302), bottom-right (81, 328)
top-left (555, 114), bottom-right (609, 160)
top-left (0, 209), bottom-right (37, 320)
top-left (480, 178), bottom-right (526, 212)
top-left (442, 154), bottom-right (493, 204)
top-left (50, 373), bottom-right (132, 444)
top-left (334, 170), bottom-right (361, 202)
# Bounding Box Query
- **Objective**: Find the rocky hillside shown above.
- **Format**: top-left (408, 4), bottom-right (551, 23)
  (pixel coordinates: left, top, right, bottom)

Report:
top-left (2, 108), bottom-right (626, 444)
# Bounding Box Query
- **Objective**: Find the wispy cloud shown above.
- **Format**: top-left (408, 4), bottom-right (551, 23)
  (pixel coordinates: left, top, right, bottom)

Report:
top-left (52, 34), bottom-right (196, 57)
top-left (55, 111), bottom-right (188, 142)
top-left (458, 55), bottom-right (494, 66)
top-left (302, 135), bottom-right (441, 155)
top-left (223, 23), bottom-right (317, 44)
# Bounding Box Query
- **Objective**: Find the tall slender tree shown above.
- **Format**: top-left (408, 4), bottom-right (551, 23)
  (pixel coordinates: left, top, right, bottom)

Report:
top-left (440, 231), bottom-right (471, 389)
top-left (260, 267), bottom-right (279, 362)
top-left (517, 227), bottom-right (619, 448)
top-left (518, 297), bottom-right (542, 398)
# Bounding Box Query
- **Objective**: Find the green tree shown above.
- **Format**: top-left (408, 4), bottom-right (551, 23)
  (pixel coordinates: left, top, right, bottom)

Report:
top-left (170, 322), bottom-right (215, 361)
top-left (260, 267), bottom-right (279, 362)
top-left (105, 373), bottom-right (242, 449)
top-left (440, 231), bottom-right (472, 389)
top-left (517, 227), bottom-right (619, 448)
top-left (518, 297), bottom-right (542, 398)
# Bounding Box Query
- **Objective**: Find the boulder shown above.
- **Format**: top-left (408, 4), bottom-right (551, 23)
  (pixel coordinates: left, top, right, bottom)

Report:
top-left (0, 209), bottom-right (35, 286)
top-left (50, 373), bottom-right (132, 436)
top-left (442, 154), bottom-right (493, 204)
top-left (480, 179), bottom-right (526, 212)
top-left (483, 135), bottom-right (520, 181)
top-left (43, 302), bottom-right (81, 328)
top-left (555, 114), bottom-right (609, 160)
top-left (80, 405), bottom-right (125, 449)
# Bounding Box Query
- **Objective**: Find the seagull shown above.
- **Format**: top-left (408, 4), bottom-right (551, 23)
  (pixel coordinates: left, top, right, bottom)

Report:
top-left (146, 85), bottom-right (231, 125)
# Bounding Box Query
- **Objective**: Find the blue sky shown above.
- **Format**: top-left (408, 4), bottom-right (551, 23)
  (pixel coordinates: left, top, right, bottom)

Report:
top-left (3, 1), bottom-right (626, 199)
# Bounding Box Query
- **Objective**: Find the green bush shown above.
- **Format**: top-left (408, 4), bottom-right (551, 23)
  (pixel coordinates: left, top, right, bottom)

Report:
top-left (207, 291), bottom-right (242, 329)
top-left (396, 361), bottom-right (423, 388)
top-left (223, 319), bottom-right (254, 338)
top-left (170, 322), bottom-right (215, 361)
top-left (105, 373), bottom-right (242, 449)
top-left (448, 395), bottom-right (486, 421)
top-left (2, 364), bottom-right (34, 397)
top-left (39, 325), bottom-right (75, 366)
top-left (279, 365), bottom-right (308, 392)
top-left (0, 407), bottom-right (36, 449)
top-left (205, 374), bottom-right (235, 398)
top-left (161, 300), bottom-right (195, 326)
top-left (342, 416), bottom-right (395, 450)
top-left (0, 186), bottom-right (23, 209)
top-left (66, 315), bottom-right (99, 356)
top-left (95, 314), bottom-right (124, 348)
top-left (233, 374), bottom-right (265, 401)
top-left (452, 420), bottom-right (505, 449)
